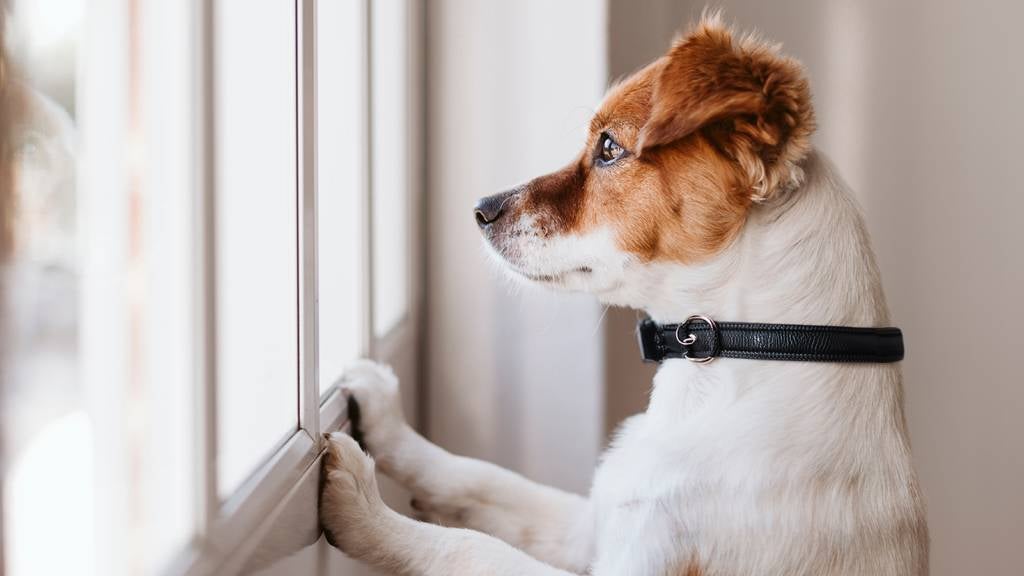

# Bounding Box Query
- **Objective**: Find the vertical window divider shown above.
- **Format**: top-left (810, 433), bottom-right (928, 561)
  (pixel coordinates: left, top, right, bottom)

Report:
top-left (409, 0), bottom-right (427, 431)
top-left (362, 0), bottom-right (377, 359)
top-left (298, 0), bottom-right (320, 438)
top-left (194, 0), bottom-right (219, 539)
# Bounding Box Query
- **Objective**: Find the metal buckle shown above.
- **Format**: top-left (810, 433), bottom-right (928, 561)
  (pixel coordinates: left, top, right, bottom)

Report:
top-left (674, 314), bottom-right (717, 364)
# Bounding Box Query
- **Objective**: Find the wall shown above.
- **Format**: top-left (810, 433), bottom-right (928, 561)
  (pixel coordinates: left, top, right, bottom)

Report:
top-left (606, 1), bottom-right (1024, 574)
top-left (424, 0), bottom-right (608, 494)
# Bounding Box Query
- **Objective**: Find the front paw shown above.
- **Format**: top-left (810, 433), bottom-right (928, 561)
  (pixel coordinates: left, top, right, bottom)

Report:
top-left (341, 360), bottom-right (407, 455)
top-left (320, 433), bottom-right (388, 557)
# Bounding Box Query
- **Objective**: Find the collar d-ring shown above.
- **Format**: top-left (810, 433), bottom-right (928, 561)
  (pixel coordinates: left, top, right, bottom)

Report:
top-left (675, 314), bottom-right (718, 364)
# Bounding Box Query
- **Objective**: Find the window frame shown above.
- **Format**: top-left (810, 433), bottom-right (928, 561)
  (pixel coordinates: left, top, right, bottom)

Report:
top-left (165, 0), bottom-right (424, 573)
top-left (180, 0), bottom-right (320, 569)
top-left (318, 0), bottom-right (423, 439)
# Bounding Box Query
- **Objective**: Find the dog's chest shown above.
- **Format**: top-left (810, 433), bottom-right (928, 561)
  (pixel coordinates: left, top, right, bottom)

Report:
top-left (585, 365), bottom-right (777, 573)
top-left (587, 413), bottom-right (716, 573)
top-left (586, 363), bottom-right (927, 576)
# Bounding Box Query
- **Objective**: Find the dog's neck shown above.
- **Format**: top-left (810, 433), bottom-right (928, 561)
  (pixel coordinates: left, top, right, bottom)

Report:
top-left (632, 151), bottom-right (901, 424)
top-left (639, 150), bottom-right (890, 328)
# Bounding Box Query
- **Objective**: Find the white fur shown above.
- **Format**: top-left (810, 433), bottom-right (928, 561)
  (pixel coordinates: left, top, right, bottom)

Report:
top-left (320, 151), bottom-right (928, 575)
top-left (482, 212), bottom-right (628, 296)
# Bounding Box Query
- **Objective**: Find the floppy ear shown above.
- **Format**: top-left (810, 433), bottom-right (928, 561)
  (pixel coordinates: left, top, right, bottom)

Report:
top-left (637, 16), bottom-right (815, 201)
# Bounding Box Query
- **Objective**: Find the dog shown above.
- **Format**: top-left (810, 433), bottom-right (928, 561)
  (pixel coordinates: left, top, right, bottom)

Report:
top-left (321, 15), bottom-right (928, 576)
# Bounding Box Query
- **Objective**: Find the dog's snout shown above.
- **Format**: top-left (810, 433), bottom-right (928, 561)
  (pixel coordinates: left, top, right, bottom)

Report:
top-left (474, 190), bottom-right (516, 229)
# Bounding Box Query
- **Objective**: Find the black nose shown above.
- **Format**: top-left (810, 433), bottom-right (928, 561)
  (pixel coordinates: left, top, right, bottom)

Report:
top-left (474, 190), bottom-right (516, 229)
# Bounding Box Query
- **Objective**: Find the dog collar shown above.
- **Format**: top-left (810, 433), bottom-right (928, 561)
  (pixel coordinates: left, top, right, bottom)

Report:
top-left (637, 315), bottom-right (904, 364)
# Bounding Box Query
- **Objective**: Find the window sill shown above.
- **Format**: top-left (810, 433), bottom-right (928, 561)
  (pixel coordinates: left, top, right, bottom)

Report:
top-left (171, 399), bottom-right (349, 576)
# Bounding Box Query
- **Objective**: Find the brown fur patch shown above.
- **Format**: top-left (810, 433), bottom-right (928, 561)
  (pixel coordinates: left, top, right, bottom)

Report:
top-left (519, 161), bottom-right (587, 236)
top-left (639, 15), bottom-right (815, 201)
top-left (499, 15), bottom-right (814, 265)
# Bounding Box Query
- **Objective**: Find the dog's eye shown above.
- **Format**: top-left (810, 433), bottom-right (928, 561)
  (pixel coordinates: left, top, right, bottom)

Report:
top-left (597, 132), bottom-right (625, 166)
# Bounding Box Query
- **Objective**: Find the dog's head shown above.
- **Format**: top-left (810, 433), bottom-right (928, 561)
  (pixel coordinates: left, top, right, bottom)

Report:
top-left (476, 16), bottom-right (814, 307)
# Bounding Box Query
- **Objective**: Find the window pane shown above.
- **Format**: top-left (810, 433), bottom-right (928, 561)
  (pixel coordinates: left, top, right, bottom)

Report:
top-left (317, 0), bottom-right (365, 394)
top-left (4, 1), bottom-right (86, 575)
top-left (371, 0), bottom-right (409, 337)
top-left (3, 0), bottom-right (196, 573)
top-left (215, 0), bottom-right (298, 497)
top-left (136, 0), bottom-right (197, 564)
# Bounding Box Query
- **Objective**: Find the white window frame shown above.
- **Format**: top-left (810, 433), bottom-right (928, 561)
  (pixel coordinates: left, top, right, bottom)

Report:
top-left (162, 0), bottom-right (423, 574)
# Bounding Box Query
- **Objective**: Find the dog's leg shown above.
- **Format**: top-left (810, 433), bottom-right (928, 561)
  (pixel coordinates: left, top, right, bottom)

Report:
top-left (337, 361), bottom-right (594, 572)
top-left (321, 433), bottom-right (580, 576)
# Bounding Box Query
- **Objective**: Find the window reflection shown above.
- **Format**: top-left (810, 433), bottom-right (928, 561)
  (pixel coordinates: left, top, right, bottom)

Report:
top-left (3, 1), bottom-right (196, 573)
top-left (2, 1), bottom-right (87, 575)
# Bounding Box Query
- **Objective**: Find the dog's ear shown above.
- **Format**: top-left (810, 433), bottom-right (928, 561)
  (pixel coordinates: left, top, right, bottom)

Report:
top-left (637, 15), bottom-right (815, 201)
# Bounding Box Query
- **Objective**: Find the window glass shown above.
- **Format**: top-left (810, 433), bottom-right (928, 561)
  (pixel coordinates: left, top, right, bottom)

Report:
top-left (214, 0), bottom-right (298, 498)
top-left (371, 0), bottom-right (410, 337)
top-left (134, 0), bottom-right (197, 564)
top-left (2, 0), bottom-right (422, 571)
top-left (3, 0), bottom-right (195, 573)
top-left (2, 2), bottom-right (88, 575)
top-left (317, 0), bottom-right (365, 395)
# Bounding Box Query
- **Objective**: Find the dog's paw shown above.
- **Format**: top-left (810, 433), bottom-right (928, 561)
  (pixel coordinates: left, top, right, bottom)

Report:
top-left (341, 360), bottom-right (407, 454)
top-left (320, 433), bottom-right (388, 557)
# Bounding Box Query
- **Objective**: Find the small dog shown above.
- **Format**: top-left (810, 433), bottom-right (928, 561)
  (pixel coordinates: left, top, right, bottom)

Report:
top-left (321, 15), bottom-right (928, 576)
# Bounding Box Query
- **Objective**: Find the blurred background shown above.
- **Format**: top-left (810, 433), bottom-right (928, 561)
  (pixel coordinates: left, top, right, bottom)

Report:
top-left (1, 0), bottom-right (1021, 575)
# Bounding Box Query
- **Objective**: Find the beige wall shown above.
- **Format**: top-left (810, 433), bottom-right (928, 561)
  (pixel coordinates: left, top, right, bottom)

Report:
top-left (424, 0), bottom-right (608, 494)
top-left (606, 1), bottom-right (1024, 574)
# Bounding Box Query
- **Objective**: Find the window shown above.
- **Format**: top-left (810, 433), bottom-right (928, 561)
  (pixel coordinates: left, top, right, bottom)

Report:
top-left (1, 0), bottom-right (422, 574)
top-left (214, 0), bottom-right (300, 499)
top-left (370, 0), bottom-right (411, 338)
top-left (317, 0), bottom-right (366, 395)
top-left (3, 0), bottom-right (198, 573)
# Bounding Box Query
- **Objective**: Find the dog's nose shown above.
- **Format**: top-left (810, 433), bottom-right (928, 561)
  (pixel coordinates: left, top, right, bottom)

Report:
top-left (474, 190), bottom-right (516, 228)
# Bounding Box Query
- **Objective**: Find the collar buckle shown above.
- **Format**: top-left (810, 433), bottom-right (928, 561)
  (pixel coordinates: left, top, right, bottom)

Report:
top-left (675, 314), bottom-right (718, 364)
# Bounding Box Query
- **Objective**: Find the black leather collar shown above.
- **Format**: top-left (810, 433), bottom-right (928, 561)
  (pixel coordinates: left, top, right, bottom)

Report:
top-left (637, 315), bottom-right (904, 364)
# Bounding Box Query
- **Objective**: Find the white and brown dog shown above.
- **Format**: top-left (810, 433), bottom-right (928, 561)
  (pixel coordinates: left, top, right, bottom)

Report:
top-left (321, 15), bottom-right (928, 576)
